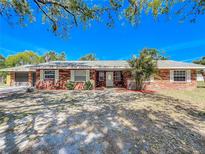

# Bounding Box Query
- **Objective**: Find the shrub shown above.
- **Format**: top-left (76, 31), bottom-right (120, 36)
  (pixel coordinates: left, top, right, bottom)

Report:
top-left (128, 48), bottom-right (158, 90)
top-left (66, 81), bottom-right (75, 90)
top-left (84, 81), bottom-right (93, 90)
top-left (26, 87), bottom-right (34, 92)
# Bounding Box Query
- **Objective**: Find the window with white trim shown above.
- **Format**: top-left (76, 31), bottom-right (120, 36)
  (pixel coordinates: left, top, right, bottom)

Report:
top-left (44, 70), bottom-right (55, 80)
top-left (114, 71), bottom-right (121, 81)
top-left (99, 72), bottom-right (104, 81)
top-left (174, 70), bottom-right (186, 81)
top-left (74, 70), bottom-right (86, 82)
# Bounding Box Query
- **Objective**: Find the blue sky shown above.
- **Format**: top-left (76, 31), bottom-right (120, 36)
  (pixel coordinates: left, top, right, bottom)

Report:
top-left (0, 12), bottom-right (205, 62)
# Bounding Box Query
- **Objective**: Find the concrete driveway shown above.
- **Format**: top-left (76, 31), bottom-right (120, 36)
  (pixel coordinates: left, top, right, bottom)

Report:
top-left (0, 86), bottom-right (28, 98)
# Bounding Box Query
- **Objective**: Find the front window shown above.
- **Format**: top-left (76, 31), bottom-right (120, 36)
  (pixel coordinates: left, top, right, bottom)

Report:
top-left (44, 70), bottom-right (55, 80)
top-left (99, 72), bottom-right (104, 81)
top-left (74, 70), bottom-right (86, 82)
top-left (114, 71), bottom-right (121, 81)
top-left (174, 70), bottom-right (186, 82)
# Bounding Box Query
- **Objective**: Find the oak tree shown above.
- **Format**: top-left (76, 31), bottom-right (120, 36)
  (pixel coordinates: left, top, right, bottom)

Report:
top-left (0, 0), bottom-right (204, 36)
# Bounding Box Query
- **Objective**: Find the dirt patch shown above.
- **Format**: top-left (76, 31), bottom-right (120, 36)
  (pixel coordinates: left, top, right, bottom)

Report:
top-left (0, 89), bottom-right (205, 153)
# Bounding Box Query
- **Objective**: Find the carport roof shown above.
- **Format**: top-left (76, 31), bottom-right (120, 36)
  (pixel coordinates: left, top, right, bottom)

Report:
top-left (0, 65), bottom-right (35, 72)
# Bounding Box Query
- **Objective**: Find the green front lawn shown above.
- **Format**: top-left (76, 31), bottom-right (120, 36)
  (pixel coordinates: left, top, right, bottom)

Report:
top-left (159, 88), bottom-right (205, 105)
top-left (197, 81), bottom-right (205, 88)
top-left (0, 83), bottom-right (8, 88)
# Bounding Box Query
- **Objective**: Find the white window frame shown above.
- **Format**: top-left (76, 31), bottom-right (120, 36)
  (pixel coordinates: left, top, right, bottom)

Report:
top-left (173, 70), bottom-right (187, 82)
top-left (74, 70), bottom-right (87, 82)
top-left (115, 71), bottom-right (121, 81)
top-left (99, 72), bottom-right (104, 81)
top-left (44, 70), bottom-right (55, 80)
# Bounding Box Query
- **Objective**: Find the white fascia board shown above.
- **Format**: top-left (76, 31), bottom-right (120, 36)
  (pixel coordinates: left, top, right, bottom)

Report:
top-left (33, 66), bottom-right (130, 70)
top-left (96, 68), bottom-right (128, 71)
top-left (0, 66), bottom-right (34, 72)
top-left (157, 67), bottom-right (205, 69)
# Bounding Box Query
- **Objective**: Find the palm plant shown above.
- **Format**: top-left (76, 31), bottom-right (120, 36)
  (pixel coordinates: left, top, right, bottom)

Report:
top-left (128, 49), bottom-right (158, 90)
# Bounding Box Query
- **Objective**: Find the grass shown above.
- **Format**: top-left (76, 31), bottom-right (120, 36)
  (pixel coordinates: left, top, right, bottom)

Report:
top-left (158, 88), bottom-right (205, 106)
top-left (197, 81), bottom-right (205, 88)
top-left (0, 83), bottom-right (8, 88)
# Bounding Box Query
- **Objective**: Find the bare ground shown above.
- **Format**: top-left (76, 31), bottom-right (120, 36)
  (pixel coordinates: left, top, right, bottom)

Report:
top-left (0, 89), bottom-right (205, 154)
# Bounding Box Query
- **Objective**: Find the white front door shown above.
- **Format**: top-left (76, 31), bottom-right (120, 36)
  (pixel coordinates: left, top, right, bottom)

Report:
top-left (106, 72), bottom-right (113, 87)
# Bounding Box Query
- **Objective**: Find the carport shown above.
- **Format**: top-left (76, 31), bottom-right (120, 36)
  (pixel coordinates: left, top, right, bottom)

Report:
top-left (0, 65), bottom-right (36, 87)
top-left (15, 72), bottom-right (29, 86)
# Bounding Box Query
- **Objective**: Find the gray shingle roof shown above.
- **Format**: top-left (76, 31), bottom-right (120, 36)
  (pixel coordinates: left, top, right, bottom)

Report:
top-left (1, 60), bottom-right (205, 71)
top-left (32, 60), bottom-right (205, 69)
top-left (157, 60), bottom-right (205, 69)
top-left (31, 61), bottom-right (130, 69)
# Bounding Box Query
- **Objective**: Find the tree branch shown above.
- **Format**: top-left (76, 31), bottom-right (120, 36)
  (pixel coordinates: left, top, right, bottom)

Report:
top-left (36, 0), bottom-right (78, 26)
top-left (33, 0), bottom-right (56, 25)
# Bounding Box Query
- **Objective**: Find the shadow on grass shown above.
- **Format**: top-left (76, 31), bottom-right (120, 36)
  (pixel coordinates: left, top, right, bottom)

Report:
top-left (0, 90), bottom-right (205, 153)
top-left (22, 105), bottom-right (205, 153)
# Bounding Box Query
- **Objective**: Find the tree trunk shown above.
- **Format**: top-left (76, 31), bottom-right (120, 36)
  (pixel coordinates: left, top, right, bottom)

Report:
top-left (135, 78), bottom-right (143, 90)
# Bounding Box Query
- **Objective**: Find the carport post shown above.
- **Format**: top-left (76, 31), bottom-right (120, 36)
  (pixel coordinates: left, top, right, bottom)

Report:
top-left (10, 72), bottom-right (15, 86)
top-left (28, 72), bottom-right (33, 86)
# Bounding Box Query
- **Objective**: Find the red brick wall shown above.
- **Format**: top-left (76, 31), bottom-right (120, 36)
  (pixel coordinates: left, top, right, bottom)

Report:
top-left (154, 69), bottom-right (197, 80)
top-left (75, 69), bottom-right (96, 90)
top-left (144, 80), bottom-right (197, 90)
top-left (191, 69), bottom-right (197, 80)
top-left (35, 69), bottom-right (198, 90)
top-left (36, 69), bottom-right (70, 90)
top-left (145, 69), bottom-right (197, 90)
top-left (122, 70), bottom-right (132, 88)
top-left (157, 69), bottom-right (170, 80)
top-left (96, 71), bottom-right (124, 87)
top-left (74, 69), bottom-right (95, 89)
top-left (157, 69), bottom-right (197, 80)
top-left (90, 69), bottom-right (96, 80)
top-left (57, 69), bottom-right (70, 89)
top-left (124, 69), bottom-right (198, 90)
top-left (96, 71), bottom-right (106, 87)
top-left (114, 71), bottom-right (124, 87)
top-left (35, 69), bottom-right (96, 90)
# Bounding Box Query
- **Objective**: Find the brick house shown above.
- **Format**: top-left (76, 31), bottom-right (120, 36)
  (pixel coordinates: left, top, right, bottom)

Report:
top-left (1, 60), bottom-right (205, 90)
